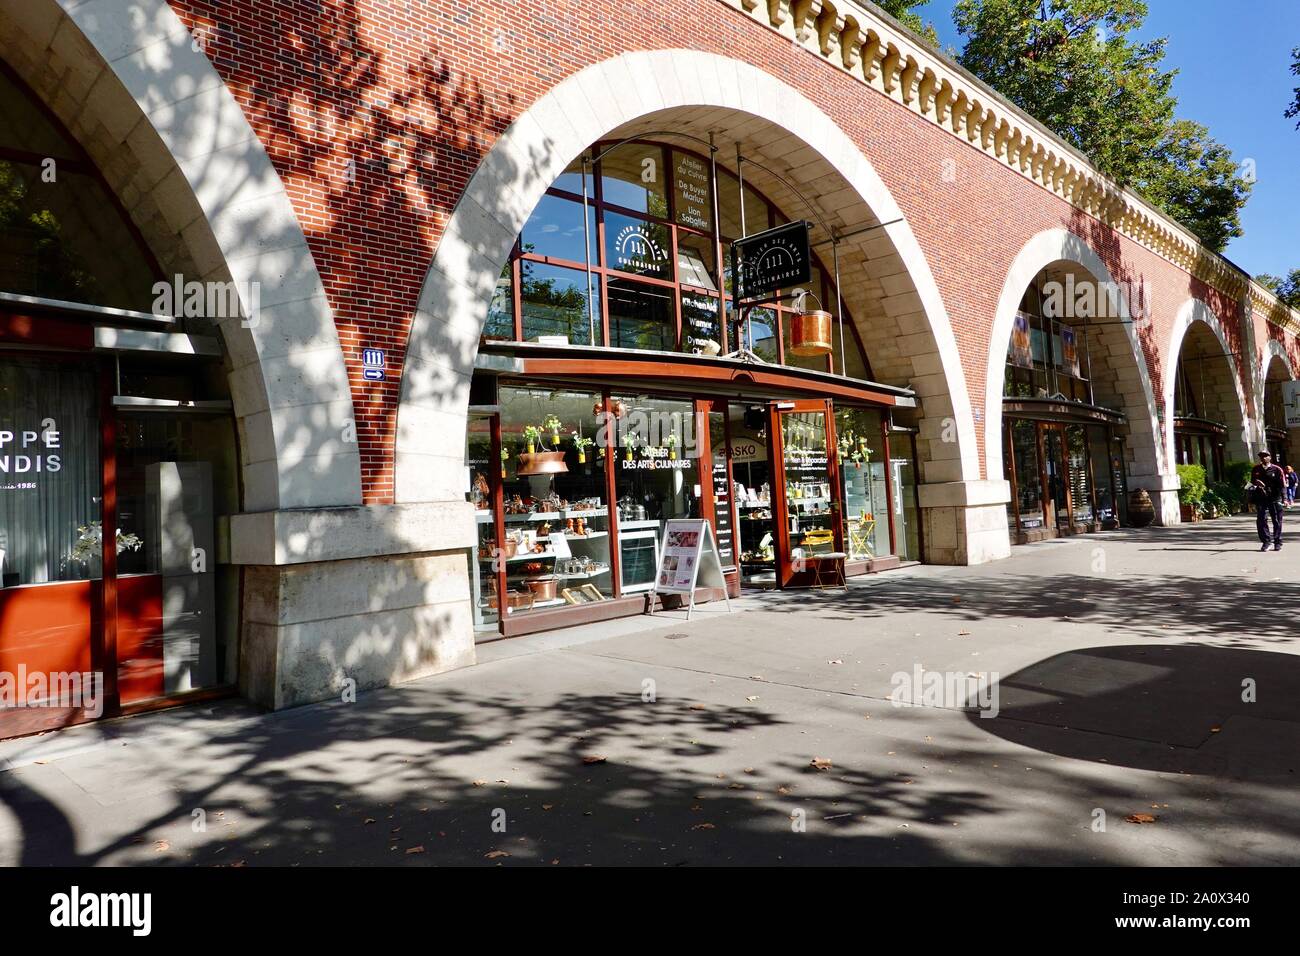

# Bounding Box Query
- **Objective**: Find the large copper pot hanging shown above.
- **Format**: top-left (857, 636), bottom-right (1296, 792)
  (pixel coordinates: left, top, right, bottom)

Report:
top-left (789, 306), bottom-right (833, 356)
top-left (516, 450), bottom-right (569, 476)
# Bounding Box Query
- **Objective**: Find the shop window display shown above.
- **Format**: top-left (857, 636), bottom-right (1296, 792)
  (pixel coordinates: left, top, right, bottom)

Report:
top-left (835, 407), bottom-right (890, 561)
top-left (779, 409), bottom-right (836, 567)
top-left (725, 403), bottom-right (775, 586)
top-left (491, 387), bottom-right (614, 619)
top-left (611, 394), bottom-right (703, 593)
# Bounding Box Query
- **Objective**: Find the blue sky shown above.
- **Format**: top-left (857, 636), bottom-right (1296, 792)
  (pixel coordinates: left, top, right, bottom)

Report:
top-left (913, 0), bottom-right (1299, 279)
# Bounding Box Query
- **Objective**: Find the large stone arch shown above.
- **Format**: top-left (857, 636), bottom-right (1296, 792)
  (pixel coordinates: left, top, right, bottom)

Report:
top-left (1164, 299), bottom-right (1252, 473)
top-left (984, 228), bottom-right (1171, 521)
top-left (1259, 338), bottom-right (1300, 465)
top-left (397, 49), bottom-right (1007, 563)
top-left (0, 0), bottom-right (360, 512)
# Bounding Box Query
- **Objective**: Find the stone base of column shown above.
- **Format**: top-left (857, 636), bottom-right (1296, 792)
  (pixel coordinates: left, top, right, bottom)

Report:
top-left (228, 503), bottom-right (477, 710)
top-left (917, 480), bottom-right (1012, 565)
top-left (1128, 474), bottom-right (1181, 526)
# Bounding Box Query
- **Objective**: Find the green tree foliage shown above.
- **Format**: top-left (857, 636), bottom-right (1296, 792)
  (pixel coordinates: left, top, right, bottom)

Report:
top-left (1255, 270), bottom-right (1300, 308)
top-left (952, 0), bottom-right (1251, 251)
top-left (873, 0), bottom-right (939, 46)
top-left (1139, 119), bottom-right (1252, 251)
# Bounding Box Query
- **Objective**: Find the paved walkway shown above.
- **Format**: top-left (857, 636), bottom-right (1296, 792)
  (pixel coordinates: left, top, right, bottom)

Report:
top-left (2, 515), bottom-right (1297, 866)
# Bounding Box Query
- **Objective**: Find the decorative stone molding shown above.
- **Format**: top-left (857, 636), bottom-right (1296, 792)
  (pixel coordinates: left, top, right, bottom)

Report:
top-left (717, 0), bottom-right (1300, 338)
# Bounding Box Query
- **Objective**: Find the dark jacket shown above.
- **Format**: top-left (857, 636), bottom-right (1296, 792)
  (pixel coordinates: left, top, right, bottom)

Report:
top-left (1251, 463), bottom-right (1286, 503)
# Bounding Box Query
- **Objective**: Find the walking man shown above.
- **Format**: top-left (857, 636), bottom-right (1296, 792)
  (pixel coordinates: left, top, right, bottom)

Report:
top-left (1249, 451), bottom-right (1286, 551)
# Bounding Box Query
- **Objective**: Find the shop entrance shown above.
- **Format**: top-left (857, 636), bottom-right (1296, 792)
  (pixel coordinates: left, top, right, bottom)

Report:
top-left (770, 400), bottom-right (841, 587)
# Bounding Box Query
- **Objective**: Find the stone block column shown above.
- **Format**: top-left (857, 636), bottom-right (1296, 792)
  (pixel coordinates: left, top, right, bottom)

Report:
top-left (918, 479), bottom-right (1012, 564)
top-left (228, 503), bottom-right (476, 709)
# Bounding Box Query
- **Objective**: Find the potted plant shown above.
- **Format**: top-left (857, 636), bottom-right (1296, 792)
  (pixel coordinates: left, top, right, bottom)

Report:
top-left (522, 424), bottom-right (542, 455)
top-left (665, 432), bottom-right (678, 460)
top-left (68, 521), bottom-right (143, 577)
top-left (622, 432), bottom-right (636, 461)
top-left (572, 432), bottom-right (594, 464)
top-left (1176, 463), bottom-right (1206, 523)
top-left (500, 444), bottom-right (510, 478)
top-left (543, 414), bottom-right (563, 449)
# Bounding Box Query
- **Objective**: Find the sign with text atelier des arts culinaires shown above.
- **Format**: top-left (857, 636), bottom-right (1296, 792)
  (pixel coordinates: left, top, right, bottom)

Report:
top-left (732, 220), bottom-right (811, 302)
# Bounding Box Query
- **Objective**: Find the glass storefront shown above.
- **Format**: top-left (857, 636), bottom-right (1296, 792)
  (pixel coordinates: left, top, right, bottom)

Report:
top-left (0, 354), bottom-right (238, 734)
top-left (0, 69), bottom-right (240, 738)
top-left (466, 383), bottom-right (921, 638)
top-left (462, 134), bottom-right (922, 639)
top-left (1004, 417), bottom-right (1125, 541)
top-left (1002, 268), bottom-right (1129, 544)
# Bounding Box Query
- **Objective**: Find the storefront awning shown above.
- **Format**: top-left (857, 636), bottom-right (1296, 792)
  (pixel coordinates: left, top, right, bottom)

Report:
top-left (476, 342), bottom-right (916, 408)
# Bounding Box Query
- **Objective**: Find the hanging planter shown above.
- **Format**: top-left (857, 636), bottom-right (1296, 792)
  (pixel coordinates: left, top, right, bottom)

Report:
top-left (517, 423), bottom-right (568, 476)
top-left (666, 433), bottom-right (678, 460)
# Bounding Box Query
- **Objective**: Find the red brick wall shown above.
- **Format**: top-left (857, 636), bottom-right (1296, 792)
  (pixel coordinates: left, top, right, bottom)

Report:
top-left (166, 0), bottom-right (1266, 500)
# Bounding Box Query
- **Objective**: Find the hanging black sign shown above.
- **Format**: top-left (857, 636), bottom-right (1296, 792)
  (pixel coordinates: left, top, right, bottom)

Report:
top-left (731, 220), bottom-right (812, 302)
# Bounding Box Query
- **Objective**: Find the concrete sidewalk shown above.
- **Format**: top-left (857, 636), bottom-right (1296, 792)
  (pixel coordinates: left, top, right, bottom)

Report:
top-left (1, 515), bottom-right (1297, 866)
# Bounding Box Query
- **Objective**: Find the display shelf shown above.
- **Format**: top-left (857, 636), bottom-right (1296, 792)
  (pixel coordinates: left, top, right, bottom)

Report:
top-left (555, 568), bottom-right (611, 580)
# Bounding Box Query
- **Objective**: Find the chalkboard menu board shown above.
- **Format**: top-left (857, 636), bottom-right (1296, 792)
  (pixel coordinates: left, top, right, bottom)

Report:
top-left (619, 530), bottom-right (659, 592)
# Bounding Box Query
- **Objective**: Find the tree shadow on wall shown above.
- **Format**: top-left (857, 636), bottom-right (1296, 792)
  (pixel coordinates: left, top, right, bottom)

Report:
top-left (192, 1), bottom-right (532, 501)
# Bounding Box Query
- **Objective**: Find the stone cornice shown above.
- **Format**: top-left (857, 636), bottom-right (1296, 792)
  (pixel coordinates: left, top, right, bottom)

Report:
top-left (720, 0), bottom-right (1300, 338)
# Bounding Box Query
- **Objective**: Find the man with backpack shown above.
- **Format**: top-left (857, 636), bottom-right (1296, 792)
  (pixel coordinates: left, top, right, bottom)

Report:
top-left (1249, 451), bottom-right (1286, 551)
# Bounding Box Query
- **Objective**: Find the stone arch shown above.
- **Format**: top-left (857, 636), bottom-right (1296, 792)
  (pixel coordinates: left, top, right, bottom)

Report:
top-left (398, 50), bottom-right (1003, 560)
top-left (0, 0), bottom-right (360, 512)
top-left (985, 228), bottom-right (1167, 517)
top-left (1164, 299), bottom-right (1252, 473)
top-left (1259, 338), bottom-right (1300, 465)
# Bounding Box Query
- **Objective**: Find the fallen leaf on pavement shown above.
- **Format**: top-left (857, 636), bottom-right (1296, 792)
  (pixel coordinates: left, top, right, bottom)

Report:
top-left (1125, 813), bottom-right (1158, 824)
top-left (582, 755), bottom-right (607, 765)
top-left (809, 758), bottom-right (833, 771)
top-left (405, 845), bottom-right (425, 855)
top-left (485, 850), bottom-right (510, 859)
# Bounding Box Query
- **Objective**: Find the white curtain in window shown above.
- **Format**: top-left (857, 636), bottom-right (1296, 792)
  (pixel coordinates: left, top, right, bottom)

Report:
top-left (0, 357), bottom-right (99, 585)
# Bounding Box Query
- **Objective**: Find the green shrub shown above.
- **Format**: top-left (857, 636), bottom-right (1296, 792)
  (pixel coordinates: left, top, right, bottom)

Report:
top-left (1224, 460), bottom-right (1253, 489)
top-left (1201, 488), bottom-right (1225, 516)
top-left (1176, 463), bottom-right (1207, 506)
top-left (1210, 480), bottom-right (1245, 513)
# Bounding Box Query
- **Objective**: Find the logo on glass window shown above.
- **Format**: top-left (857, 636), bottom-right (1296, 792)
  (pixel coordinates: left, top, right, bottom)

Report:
top-left (613, 224), bottom-right (667, 273)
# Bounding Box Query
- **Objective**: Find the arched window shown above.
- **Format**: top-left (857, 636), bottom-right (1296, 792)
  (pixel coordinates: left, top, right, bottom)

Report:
top-left (0, 65), bottom-right (159, 311)
top-left (490, 139), bottom-right (874, 379)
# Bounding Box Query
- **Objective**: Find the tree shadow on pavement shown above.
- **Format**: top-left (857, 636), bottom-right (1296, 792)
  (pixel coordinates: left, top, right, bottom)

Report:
top-left (969, 644), bottom-right (1300, 780)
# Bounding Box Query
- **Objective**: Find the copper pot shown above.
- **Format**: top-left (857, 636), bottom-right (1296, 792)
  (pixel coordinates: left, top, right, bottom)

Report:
top-left (789, 309), bottom-right (833, 356)
top-left (523, 576), bottom-right (557, 602)
top-left (505, 590), bottom-right (535, 611)
top-left (501, 538), bottom-right (519, 559)
top-left (517, 450), bottom-right (568, 476)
